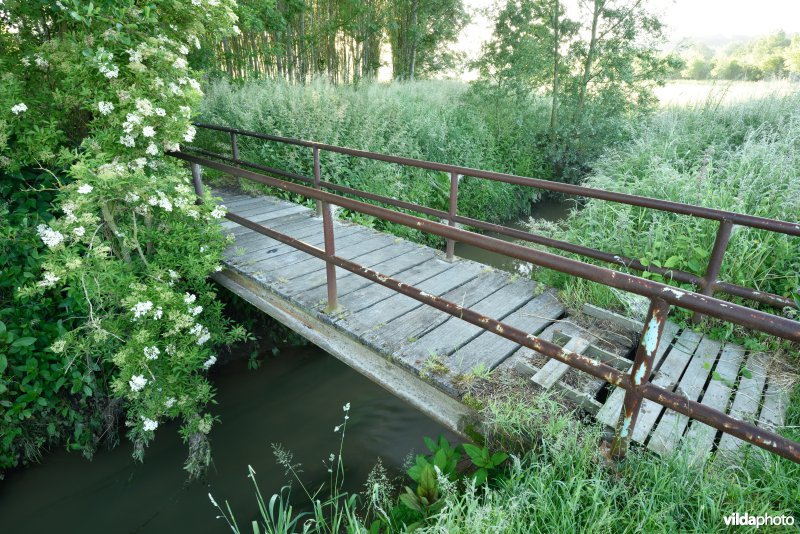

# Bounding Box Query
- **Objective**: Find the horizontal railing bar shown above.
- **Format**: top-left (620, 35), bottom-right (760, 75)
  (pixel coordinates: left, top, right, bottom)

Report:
top-left (194, 122), bottom-right (800, 237)
top-left (171, 151), bottom-right (800, 342)
top-left (223, 208), bottom-right (800, 463)
top-left (182, 145), bottom-right (796, 311)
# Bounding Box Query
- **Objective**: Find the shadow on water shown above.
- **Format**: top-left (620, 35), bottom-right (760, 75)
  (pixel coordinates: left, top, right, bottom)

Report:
top-left (455, 197), bottom-right (573, 271)
top-left (0, 345), bottom-right (457, 533)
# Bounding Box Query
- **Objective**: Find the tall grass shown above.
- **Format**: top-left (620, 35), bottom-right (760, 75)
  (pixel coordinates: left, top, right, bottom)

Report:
top-left (534, 92), bottom-right (800, 328)
top-left (198, 79), bottom-right (550, 242)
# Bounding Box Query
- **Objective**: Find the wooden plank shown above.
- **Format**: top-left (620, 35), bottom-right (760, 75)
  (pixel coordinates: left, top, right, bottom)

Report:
top-left (446, 291), bottom-right (565, 374)
top-left (647, 336), bottom-right (722, 455)
top-left (552, 330), bottom-right (632, 371)
top-left (299, 245), bottom-right (436, 309)
top-left (532, 335), bottom-right (593, 390)
top-left (363, 270), bottom-right (510, 353)
top-left (286, 240), bottom-right (422, 300)
top-left (227, 215), bottom-right (320, 251)
top-left (221, 204), bottom-right (307, 229)
top-left (582, 303), bottom-right (644, 333)
top-left (681, 343), bottom-right (745, 462)
top-left (628, 328), bottom-right (702, 444)
top-left (595, 321), bottom-right (680, 429)
top-left (717, 351), bottom-right (768, 454)
top-left (757, 378), bottom-right (791, 432)
top-left (343, 261), bottom-right (484, 337)
top-left (335, 258), bottom-right (454, 314)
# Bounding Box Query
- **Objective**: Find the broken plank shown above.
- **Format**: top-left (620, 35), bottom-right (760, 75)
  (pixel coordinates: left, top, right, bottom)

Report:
top-left (717, 351), bottom-right (768, 455)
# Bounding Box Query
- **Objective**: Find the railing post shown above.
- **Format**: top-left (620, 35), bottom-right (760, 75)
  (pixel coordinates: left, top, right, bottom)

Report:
top-left (445, 172), bottom-right (460, 261)
top-left (321, 200), bottom-right (339, 313)
top-left (230, 132), bottom-right (239, 163)
top-left (313, 147), bottom-right (322, 217)
top-left (692, 219), bottom-right (733, 324)
top-left (609, 297), bottom-right (670, 459)
top-left (190, 162), bottom-right (204, 204)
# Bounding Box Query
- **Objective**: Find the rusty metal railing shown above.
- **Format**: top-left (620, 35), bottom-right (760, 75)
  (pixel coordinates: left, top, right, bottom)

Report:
top-left (169, 122), bottom-right (800, 463)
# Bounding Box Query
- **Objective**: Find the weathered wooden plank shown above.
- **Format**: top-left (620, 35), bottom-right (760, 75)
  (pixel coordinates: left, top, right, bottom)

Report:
top-left (396, 280), bottom-right (541, 365)
top-left (227, 214), bottom-right (321, 250)
top-left (552, 331), bottom-right (632, 371)
top-left (269, 235), bottom-right (394, 286)
top-left (300, 245), bottom-right (436, 309)
top-left (717, 351), bottom-right (768, 454)
top-left (335, 258), bottom-right (454, 314)
top-left (363, 270), bottom-right (510, 354)
top-left (532, 335), bottom-right (593, 390)
top-left (681, 343), bottom-right (745, 462)
top-left (582, 303), bottom-right (645, 333)
top-left (757, 378), bottom-right (791, 432)
top-left (595, 321), bottom-right (681, 429)
top-left (647, 336), bottom-right (722, 455)
top-left (628, 328), bottom-right (702, 443)
top-left (237, 224), bottom-right (369, 267)
top-left (221, 204), bottom-right (307, 229)
top-left (286, 240), bottom-right (422, 300)
top-left (446, 291), bottom-right (565, 374)
top-left (342, 261), bottom-right (484, 337)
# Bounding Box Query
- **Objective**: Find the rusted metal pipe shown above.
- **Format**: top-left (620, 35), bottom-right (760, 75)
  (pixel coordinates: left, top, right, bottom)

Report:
top-left (321, 200), bottom-right (338, 312)
top-left (171, 151), bottom-right (800, 343)
top-left (313, 147), bottom-right (322, 217)
top-left (693, 220), bottom-right (734, 324)
top-left (190, 162), bottom-right (204, 203)
top-left (230, 132), bottom-right (239, 162)
top-left (445, 172), bottom-right (460, 261)
top-left (220, 209), bottom-right (800, 463)
top-left (610, 298), bottom-right (671, 459)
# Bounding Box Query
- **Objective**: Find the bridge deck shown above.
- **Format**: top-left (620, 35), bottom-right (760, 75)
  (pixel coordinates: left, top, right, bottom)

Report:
top-left (215, 188), bottom-right (792, 461)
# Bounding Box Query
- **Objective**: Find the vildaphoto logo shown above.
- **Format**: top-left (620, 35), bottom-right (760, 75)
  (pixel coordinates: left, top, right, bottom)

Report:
top-left (723, 512), bottom-right (795, 528)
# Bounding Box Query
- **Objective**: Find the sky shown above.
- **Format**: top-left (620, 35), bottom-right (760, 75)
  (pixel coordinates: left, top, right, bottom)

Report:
top-left (455, 0), bottom-right (800, 64)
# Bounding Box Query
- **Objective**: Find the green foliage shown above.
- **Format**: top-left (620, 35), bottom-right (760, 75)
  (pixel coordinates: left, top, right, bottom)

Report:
top-left (531, 92), bottom-right (800, 330)
top-left (0, 0), bottom-right (246, 476)
top-left (197, 78), bottom-right (542, 244)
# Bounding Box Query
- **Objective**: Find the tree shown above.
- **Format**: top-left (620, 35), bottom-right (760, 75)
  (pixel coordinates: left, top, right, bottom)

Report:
top-left (386, 0), bottom-right (468, 80)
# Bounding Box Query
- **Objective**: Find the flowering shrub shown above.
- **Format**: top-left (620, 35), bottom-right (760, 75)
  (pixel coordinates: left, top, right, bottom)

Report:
top-left (0, 0), bottom-right (246, 476)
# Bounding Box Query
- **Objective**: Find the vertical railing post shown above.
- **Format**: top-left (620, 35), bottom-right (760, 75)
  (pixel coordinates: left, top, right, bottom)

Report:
top-left (692, 219), bottom-right (733, 324)
top-left (445, 172), bottom-right (460, 261)
top-left (321, 200), bottom-right (339, 313)
top-left (230, 132), bottom-right (239, 163)
top-left (190, 162), bottom-right (204, 204)
top-left (313, 147), bottom-right (322, 217)
top-left (609, 297), bottom-right (670, 459)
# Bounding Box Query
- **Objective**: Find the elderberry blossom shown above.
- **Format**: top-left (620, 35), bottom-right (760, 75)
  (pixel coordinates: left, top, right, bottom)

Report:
top-left (146, 143), bottom-right (159, 156)
top-left (131, 300), bottom-right (154, 319)
top-left (142, 126), bottom-right (156, 138)
top-left (172, 57), bottom-right (187, 70)
top-left (11, 103), bottom-right (27, 115)
top-left (202, 355), bottom-right (216, 369)
top-left (135, 98), bottom-right (154, 116)
top-left (210, 206), bottom-right (226, 219)
top-left (142, 417), bottom-right (158, 432)
top-left (190, 305), bottom-right (203, 316)
top-left (119, 135), bottom-right (136, 147)
top-left (184, 293), bottom-right (197, 305)
top-left (129, 374), bottom-right (148, 392)
top-left (165, 397), bottom-right (176, 408)
top-left (144, 346), bottom-right (160, 360)
top-left (153, 306), bottom-right (163, 320)
top-left (37, 224), bottom-right (65, 248)
top-left (97, 101), bottom-right (114, 115)
top-left (73, 226), bottom-right (86, 237)
top-left (184, 125), bottom-right (196, 143)
top-left (77, 184), bottom-right (93, 194)
top-left (39, 272), bottom-right (60, 288)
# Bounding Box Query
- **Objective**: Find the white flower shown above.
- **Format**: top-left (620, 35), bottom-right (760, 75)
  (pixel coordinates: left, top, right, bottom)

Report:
top-left (97, 101), bottom-right (114, 115)
top-left (179, 44), bottom-right (189, 55)
top-left (21, 56), bottom-right (31, 66)
top-left (190, 323), bottom-right (211, 345)
top-left (128, 49), bottom-right (143, 64)
top-left (210, 206), bottom-right (226, 219)
top-left (232, 25), bottom-right (241, 35)
top-left (36, 224), bottom-right (65, 248)
top-left (184, 293), bottom-right (197, 305)
top-left (144, 346), bottom-right (160, 360)
top-left (129, 374), bottom-right (148, 392)
top-left (168, 269), bottom-right (180, 281)
top-left (155, 107), bottom-right (166, 117)
top-left (334, 425), bottom-right (342, 432)
top-left (343, 402), bottom-right (350, 412)
top-left (77, 184), bottom-right (93, 194)
top-left (125, 192), bottom-right (140, 203)
top-left (119, 135), bottom-right (135, 147)
top-left (188, 78), bottom-right (202, 92)
top-left (173, 57), bottom-right (188, 70)
top-left (165, 397), bottom-right (177, 408)
top-left (11, 103), bottom-right (28, 115)
top-left (153, 306), bottom-right (163, 320)
top-left (142, 125), bottom-right (156, 138)
top-left (131, 300), bottom-right (154, 319)
top-left (34, 54), bottom-right (49, 68)
top-left (190, 305), bottom-right (203, 316)
top-left (135, 98), bottom-right (154, 116)
top-left (193, 36), bottom-right (201, 49)
top-left (39, 272), bottom-right (60, 288)
top-left (73, 226), bottom-right (86, 237)
top-left (50, 339), bottom-right (66, 353)
top-left (146, 143), bottom-right (159, 156)
top-left (164, 141), bottom-right (179, 152)
top-left (102, 64), bottom-right (119, 78)
top-left (142, 417), bottom-right (158, 432)
top-left (202, 355), bottom-right (217, 369)
top-left (184, 125), bottom-right (196, 143)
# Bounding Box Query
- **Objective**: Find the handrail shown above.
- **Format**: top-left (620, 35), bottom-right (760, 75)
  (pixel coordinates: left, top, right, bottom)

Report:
top-left (172, 123), bottom-right (800, 463)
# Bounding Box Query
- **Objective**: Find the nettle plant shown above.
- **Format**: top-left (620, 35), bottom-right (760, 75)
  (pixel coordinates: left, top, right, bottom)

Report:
top-left (0, 1), bottom-right (246, 475)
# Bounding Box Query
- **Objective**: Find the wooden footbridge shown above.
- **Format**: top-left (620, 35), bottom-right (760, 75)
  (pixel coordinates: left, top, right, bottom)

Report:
top-left (170, 123), bottom-right (800, 465)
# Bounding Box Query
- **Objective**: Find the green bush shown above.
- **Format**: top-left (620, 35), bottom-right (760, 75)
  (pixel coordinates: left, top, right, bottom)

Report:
top-left (197, 78), bottom-right (546, 243)
top-left (532, 93), bottom-right (800, 329)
